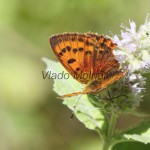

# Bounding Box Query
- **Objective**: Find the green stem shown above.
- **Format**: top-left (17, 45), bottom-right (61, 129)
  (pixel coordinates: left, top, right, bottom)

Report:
top-left (102, 139), bottom-right (110, 150)
top-left (102, 111), bottom-right (117, 150)
top-left (107, 111), bottom-right (117, 138)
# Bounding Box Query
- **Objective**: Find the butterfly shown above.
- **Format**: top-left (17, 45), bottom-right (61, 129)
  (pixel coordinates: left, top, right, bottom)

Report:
top-left (49, 32), bottom-right (125, 98)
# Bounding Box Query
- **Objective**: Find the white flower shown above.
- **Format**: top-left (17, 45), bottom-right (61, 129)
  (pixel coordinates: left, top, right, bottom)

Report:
top-left (114, 15), bottom-right (150, 73)
top-left (129, 74), bottom-right (137, 81)
top-left (132, 83), bottom-right (144, 95)
top-left (113, 14), bottom-right (150, 104)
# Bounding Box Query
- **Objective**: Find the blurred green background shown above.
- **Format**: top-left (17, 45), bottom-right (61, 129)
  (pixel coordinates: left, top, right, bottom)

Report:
top-left (1, 0), bottom-right (150, 150)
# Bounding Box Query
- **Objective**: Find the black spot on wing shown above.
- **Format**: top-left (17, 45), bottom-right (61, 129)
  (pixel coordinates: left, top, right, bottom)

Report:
top-left (79, 47), bottom-right (83, 52)
top-left (71, 37), bottom-right (76, 41)
top-left (78, 37), bottom-right (84, 42)
top-left (66, 46), bottom-right (71, 51)
top-left (58, 52), bottom-right (63, 57)
top-left (76, 67), bottom-right (80, 71)
top-left (67, 58), bottom-right (76, 64)
top-left (96, 36), bottom-right (100, 41)
top-left (62, 48), bottom-right (66, 53)
top-left (85, 51), bottom-right (92, 55)
top-left (73, 48), bottom-right (78, 53)
top-left (86, 41), bottom-right (94, 46)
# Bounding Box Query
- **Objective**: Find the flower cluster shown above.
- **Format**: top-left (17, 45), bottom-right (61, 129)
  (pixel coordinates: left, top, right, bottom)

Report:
top-left (112, 14), bottom-right (150, 108)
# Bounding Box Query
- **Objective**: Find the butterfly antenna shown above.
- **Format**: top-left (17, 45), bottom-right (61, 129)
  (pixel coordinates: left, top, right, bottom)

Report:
top-left (108, 31), bottom-right (114, 38)
top-left (70, 94), bottom-right (82, 120)
top-left (108, 31), bottom-right (121, 39)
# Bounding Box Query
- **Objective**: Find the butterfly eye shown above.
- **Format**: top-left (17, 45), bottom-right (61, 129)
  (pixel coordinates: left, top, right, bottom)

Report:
top-left (110, 43), bottom-right (117, 49)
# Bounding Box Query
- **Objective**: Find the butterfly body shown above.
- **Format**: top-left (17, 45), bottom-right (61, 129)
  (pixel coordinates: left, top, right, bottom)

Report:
top-left (49, 32), bottom-right (125, 98)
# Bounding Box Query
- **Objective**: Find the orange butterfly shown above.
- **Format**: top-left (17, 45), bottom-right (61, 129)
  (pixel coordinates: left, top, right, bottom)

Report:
top-left (49, 32), bottom-right (125, 98)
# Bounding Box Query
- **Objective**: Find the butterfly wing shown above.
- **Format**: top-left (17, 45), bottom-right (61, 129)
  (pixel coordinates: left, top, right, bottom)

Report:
top-left (50, 33), bottom-right (99, 84)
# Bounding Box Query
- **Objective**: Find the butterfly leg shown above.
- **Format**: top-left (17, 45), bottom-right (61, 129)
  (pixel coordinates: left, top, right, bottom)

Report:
top-left (70, 94), bottom-right (82, 119)
top-left (107, 90), bottom-right (114, 102)
top-left (98, 92), bottom-right (112, 101)
top-left (106, 89), bottom-right (128, 102)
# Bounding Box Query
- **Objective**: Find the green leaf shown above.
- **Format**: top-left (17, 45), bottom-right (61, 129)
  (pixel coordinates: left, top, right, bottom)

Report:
top-left (42, 58), bottom-right (107, 133)
top-left (113, 142), bottom-right (150, 150)
top-left (124, 134), bottom-right (150, 144)
top-left (119, 121), bottom-right (150, 144)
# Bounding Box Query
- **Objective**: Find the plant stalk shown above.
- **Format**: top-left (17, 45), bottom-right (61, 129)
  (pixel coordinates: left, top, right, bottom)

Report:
top-left (102, 111), bottom-right (117, 150)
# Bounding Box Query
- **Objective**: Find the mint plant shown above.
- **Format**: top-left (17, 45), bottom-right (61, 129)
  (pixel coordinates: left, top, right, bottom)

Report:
top-left (43, 14), bottom-right (150, 150)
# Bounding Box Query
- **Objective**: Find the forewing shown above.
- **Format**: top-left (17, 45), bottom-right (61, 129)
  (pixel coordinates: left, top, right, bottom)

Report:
top-left (50, 33), bottom-right (97, 84)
